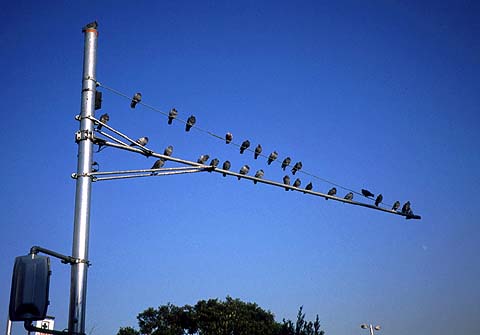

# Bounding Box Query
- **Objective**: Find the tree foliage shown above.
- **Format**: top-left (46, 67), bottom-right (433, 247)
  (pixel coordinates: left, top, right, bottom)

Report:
top-left (117, 297), bottom-right (325, 335)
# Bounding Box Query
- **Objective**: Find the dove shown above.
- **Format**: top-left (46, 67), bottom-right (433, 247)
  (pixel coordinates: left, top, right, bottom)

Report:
top-left (375, 194), bottom-right (383, 206)
top-left (291, 161), bottom-right (302, 175)
top-left (281, 157), bottom-right (291, 171)
top-left (222, 160), bottom-right (231, 177)
top-left (130, 136), bottom-right (149, 147)
top-left (253, 169), bottom-right (264, 184)
top-left (304, 182), bottom-right (313, 193)
top-left (238, 165), bottom-right (250, 180)
top-left (392, 201), bottom-right (401, 211)
top-left (130, 92), bottom-right (142, 108)
top-left (168, 108), bottom-right (178, 124)
top-left (209, 158), bottom-right (220, 168)
top-left (361, 189), bottom-right (375, 198)
top-left (197, 154), bottom-right (210, 164)
top-left (344, 192), bottom-right (354, 200)
top-left (151, 159), bottom-right (165, 175)
top-left (163, 145), bottom-right (173, 157)
top-left (185, 115), bottom-right (196, 131)
top-left (401, 201), bottom-right (411, 214)
top-left (254, 144), bottom-right (262, 159)
top-left (292, 178), bottom-right (301, 190)
top-left (283, 175), bottom-right (291, 191)
top-left (267, 151), bottom-right (278, 165)
top-left (96, 113), bottom-right (109, 130)
top-left (326, 187), bottom-right (337, 199)
top-left (240, 140), bottom-right (250, 154)
top-left (225, 132), bottom-right (233, 144)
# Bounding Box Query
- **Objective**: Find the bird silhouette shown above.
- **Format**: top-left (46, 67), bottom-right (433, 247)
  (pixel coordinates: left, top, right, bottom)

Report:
top-left (168, 108), bottom-right (178, 124)
top-left (283, 175), bottom-right (291, 191)
top-left (254, 169), bottom-right (264, 184)
top-left (163, 145), bottom-right (173, 157)
top-left (222, 160), bottom-right (231, 177)
top-left (185, 115), bottom-right (196, 131)
top-left (392, 201), bottom-right (401, 211)
top-left (130, 92), bottom-right (142, 108)
top-left (344, 192), bottom-right (353, 201)
top-left (238, 165), bottom-right (250, 179)
top-left (326, 187), bottom-right (337, 199)
top-left (281, 157), bottom-right (291, 171)
top-left (292, 178), bottom-right (301, 190)
top-left (240, 140), bottom-right (250, 154)
top-left (375, 194), bottom-right (383, 206)
top-left (304, 182), bottom-right (313, 193)
top-left (97, 113), bottom-right (109, 130)
top-left (150, 159), bottom-right (165, 175)
top-left (225, 132), bottom-right (233, 144)
top-left (267, 151), bottom-right (278, 165)
top-left (197, 154), bottom-right (210, 164)
top-left (209, 158), bottom-right (220, 168)
top-left (130, 136), bottom-right (149, 147)
top-left (254, 144), bottom-right (262, 159)
top-left (291, 161), bottom-right (302, 175)
top-left (361, 189), bottom-right (375, 198)
top-left (401, 201), bottom-right (411, 214)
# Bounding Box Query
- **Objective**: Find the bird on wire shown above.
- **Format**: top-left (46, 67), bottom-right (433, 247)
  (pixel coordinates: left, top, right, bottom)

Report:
top-left (375, 194), bottom-right (383, 206)
top-left (392, 201), bottom-right (401, 211)
top-left (163, 145), bottom-right (173, 157)
top-left (267, 151), bottom-right (278, 165)
top-left (222, 160), bottom-right (231, 177)
top-left (185, 115), bottom-right (196, 131)
top-left (291, 161), bottom-right (302, 175)
top-left (344, 192), bottom-right (354, 201)
top-left (96, 113), bottom-right (109, 130)
top-left (240, 140), bottom-right (251, 154)
top-left (238, 165), bottom-right (250, 180)
top-left (130, 136), bottom-right (149, 147)
top-left (150, 159), bottom-right (165, 175)
top-left (304, 182), bottom-right (313, 193)
top-left (326, 187), bottom-right (337, 199)
top-left (361, 189), bottom-right (375, 198)
top-left (281, 157), bottom-right (291, 171)
top-left (254, 170), bottom-right (264, 184)
top-left (292, 178), bottom-right (301, 190)
top-left (168, 108), bottom-right (178, 124)
top-left (283, 175), bottom-right (291, 191)
top-left (254, 144), bottom-right (262, 159)
top-left (197, 154), bottom-right (210, 164)
top-left (130, 92), bottom-right (142, 108)
top-left (401, 201), bottom-right (411, 214)
top-left (210, 158), bottom-right (220, 168)
top-left (225, 132), bottom-right (233, 144)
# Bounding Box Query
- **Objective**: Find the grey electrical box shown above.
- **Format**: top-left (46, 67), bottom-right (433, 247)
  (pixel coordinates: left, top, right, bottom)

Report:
top-left (9, 255), bottom-right (51, 321)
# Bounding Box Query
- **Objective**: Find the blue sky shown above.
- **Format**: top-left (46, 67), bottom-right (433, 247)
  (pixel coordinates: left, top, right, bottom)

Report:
top-left (1, 1), bottom-right (479, 334)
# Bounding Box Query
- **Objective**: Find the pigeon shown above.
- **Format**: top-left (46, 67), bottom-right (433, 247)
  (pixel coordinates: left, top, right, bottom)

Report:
top-left (401, 201), bottom-right (411, 214)
top-left (238, 165), bottom-right (250, 180)
top-left (292, 178), bottom-right (301, 190)
top-left (375, 194), bottom-right (383, 206)
top-left (392, 201), bottom-right (401, 211)
top-left (361, 189), bottom-right (375, 198)
top-left (222, 160), bottom-right (231, 177)
top-left (254, 169), bottom-right (264, 184)
top-left (225, 132), bottom-right (233, 144)
top-left (304, 182), bottom-right (313, 193)
top-left (130, 92), bottom-right (142, 108)
top-left (151, 159), bottom-right (165, 175)
top-left (168, 108), bottom-right (178, 124)
top-left (240, 140), bottom-right (250, 154)
top-left (96, 113), bottom-right (109, 130)
top-left (281, 157), bottom-right (291, 171)
top-left (283, 175), bottom-right (291, 191)
top-left (209, 158), bottom-right (220, 168)
top-left (163, 145), bottom-right (173, 157)
top-left (344, 192), bottom-right (354, 200)
top-left (254, 144), bottom-right (262, 159)
top-left (267, 151), bottom-right (278, 165)
top-left (326, 187), bottom-right (337, 199)
top-left (197, 154), bottom-right (210, 164)
top-left (130, 136), bottom-right (149, 147)
top-left (291, 161), bottom-right (302, 175)
top-left (91, 161), bottom-right (99, 173)
top-left (185, 115), bottom-right (196, 131)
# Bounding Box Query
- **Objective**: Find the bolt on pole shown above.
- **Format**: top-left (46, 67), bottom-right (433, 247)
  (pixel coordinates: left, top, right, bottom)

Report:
top-left (69, 22), bottom-right (98, 335)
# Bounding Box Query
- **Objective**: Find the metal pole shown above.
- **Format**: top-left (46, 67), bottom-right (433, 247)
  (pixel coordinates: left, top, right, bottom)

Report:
top-left (370, 324), bottom-right (374, 335)
top-left (5, 318), bottom-right (11, 335)
top-left (68, 22), bottom-right (98, 335)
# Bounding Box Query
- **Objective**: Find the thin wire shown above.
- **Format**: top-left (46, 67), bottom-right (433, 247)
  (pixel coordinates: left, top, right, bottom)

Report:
top-left (97, 81), bottom-right (395, 207)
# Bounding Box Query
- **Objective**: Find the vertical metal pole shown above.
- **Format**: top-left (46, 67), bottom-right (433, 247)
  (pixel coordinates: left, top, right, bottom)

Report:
top-left (69, 22), bottom-right (98, 335)
top-left (5, 318), bottom-right (11, 335)
top-left (369, 324), bottom-right (374, 335)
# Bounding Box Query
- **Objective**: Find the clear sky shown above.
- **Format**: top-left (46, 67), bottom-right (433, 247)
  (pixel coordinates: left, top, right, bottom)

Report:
top-left (1, 1), bottom-right (479, 334)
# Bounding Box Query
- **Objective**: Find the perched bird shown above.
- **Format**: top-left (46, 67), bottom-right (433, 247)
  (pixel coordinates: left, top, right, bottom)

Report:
top-left (130, 136), bottom-right (149, 147)
top-left (91, 161), bottom-right (99, 173)
top-left (281, 157), bottom-right (291, 171)
top-left (344, 192), bottom-right (354, 201)
top-left (326, 187), bottom-right (337, 199)
top-left (375, 194), bottom-right (383, 206)
top-left (151, 159), bottom-right (165, 175)
top-left (185, 115), bottom-right (196, 131)
top-left (291, 161), bottom-right (302, 175)
top-left (97, 113), bottom-right (109, 130)
top-left (197, 154), bottom-right (210, 164)
top-left (253, 169), bottom-right (264, 184)
top-left (401, 201), bottom-right (411, 214)
top-left (361, 189), bottom-right (375, 198)
top-left (168, 108), bottom-right (178, 124)
top-left (238, 165), bottom-right (250, 180)
top-left (292, 178), bottom-right (301, 190)
top-left (283, 175), bottom-right (291, 191)
top-left (163, 145), bottom-right (173, 157)
top-left (225, 132), bottom-right (233, 144)
top-left (130, 92), bottom-right (142, 108)
top-left (209, 158), bottom-right (220, 168)
top-left (240, 140), bottom-right (250, 154)
top-left (254, 144), bottom-right (262, 159)
top-left (267, 151), bottom-right (278, 165)
top-left (392, 201), bottom-right (401, 211)
top-left (222, 160), bottom-right (231, 177)
top-left (304, 182), bottom-right (313, 193)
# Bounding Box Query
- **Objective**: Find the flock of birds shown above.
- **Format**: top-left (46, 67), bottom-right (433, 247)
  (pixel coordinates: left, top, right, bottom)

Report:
top-left (92, 92), bottom-right (416, 217)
